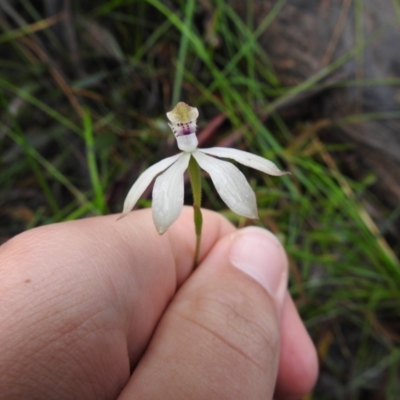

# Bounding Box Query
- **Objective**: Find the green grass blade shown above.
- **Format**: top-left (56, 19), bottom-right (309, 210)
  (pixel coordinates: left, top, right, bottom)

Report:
top-left (83, 109), bottom-right (107, 214)
top-left (171, 0), bottom-right (196, 106)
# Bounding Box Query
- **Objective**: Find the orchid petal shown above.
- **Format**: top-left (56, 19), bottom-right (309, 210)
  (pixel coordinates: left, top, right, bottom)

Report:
top-left (199, 147), bottom-right (288, 176)
top-left (121, 153), bottom-right (182, 216)
top-left (192, 151), bottom-right (258, 219)
top-left (152, 152), bottom-right (191, 234)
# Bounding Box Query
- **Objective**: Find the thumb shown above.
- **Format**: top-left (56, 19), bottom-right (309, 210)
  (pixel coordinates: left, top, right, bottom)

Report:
top-left (119, 227), bottom-right (288, 400)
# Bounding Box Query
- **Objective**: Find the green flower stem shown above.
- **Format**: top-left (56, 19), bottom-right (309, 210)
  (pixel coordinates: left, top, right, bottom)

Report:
top-left (188, 155), bottom-right (203, 269)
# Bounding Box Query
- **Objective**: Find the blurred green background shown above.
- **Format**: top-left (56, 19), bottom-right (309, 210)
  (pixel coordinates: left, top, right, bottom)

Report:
top-left (1, 1), bottom-right (400, 398)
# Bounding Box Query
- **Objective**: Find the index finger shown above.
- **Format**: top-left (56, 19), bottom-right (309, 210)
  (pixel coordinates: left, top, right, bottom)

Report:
top-left (0, 208), bottom-right (235, 364)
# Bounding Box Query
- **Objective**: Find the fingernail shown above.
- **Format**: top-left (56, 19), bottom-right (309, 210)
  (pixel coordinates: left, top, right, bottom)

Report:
top-left (229, 227), bottom-right (288, 310)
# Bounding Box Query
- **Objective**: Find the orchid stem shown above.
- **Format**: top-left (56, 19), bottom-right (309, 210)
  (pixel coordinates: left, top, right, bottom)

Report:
top-left (188, 155), bottom-right (203, 269)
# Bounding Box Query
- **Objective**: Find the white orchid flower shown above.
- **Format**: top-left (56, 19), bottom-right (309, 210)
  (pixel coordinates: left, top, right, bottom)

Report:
top-left (122, 102), bottom-right (288, 234)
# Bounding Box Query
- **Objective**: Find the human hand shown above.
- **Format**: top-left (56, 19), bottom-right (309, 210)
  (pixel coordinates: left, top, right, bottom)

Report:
top-left (0, 208), bottom-right (317, 399)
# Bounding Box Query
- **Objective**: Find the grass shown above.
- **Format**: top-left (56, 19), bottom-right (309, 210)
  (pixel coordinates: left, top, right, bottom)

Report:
top-left (1, 1), bottom-right (400, 398)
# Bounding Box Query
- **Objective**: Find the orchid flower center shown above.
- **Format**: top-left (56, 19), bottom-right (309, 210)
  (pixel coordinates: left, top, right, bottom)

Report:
top-left (167, 102), bottom-right (199, 153)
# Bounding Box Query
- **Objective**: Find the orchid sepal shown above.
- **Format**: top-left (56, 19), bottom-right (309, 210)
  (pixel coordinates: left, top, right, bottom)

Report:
top-left (192, 151), bottom-right (258, 219)
top-left (121, 153), bottom-right (182, 219)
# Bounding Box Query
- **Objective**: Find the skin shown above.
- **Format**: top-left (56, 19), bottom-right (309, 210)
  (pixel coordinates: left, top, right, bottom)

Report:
top-left (0, 208), bottom-right (318, 399)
